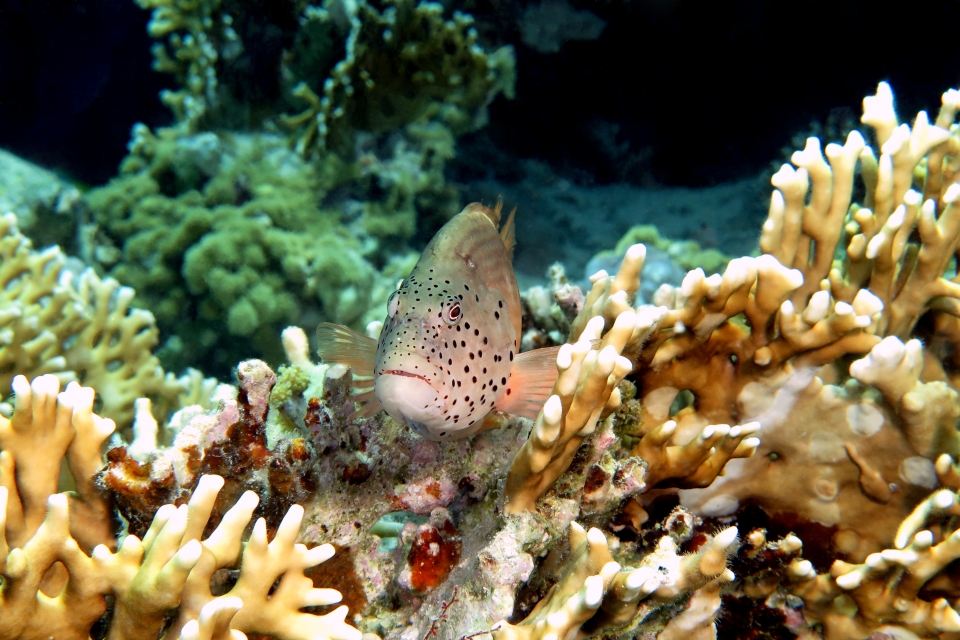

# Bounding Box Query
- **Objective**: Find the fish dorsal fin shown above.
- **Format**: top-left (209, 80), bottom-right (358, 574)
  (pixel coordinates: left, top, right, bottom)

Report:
top-left (316, 322), bottom-right (378, 378)
top-left (500, 205), bottom-right (517, 260)
top-left (494, 346), bottom-right (562, 420)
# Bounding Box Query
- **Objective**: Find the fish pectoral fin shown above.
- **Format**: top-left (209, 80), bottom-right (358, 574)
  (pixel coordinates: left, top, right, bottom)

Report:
top-left (316, 322), bottom-right (378, 378)
top-left (478, 410), bottom-right (511, 432)
top-left (494, 346), bottom-right (563, 420)
top-left (350, 397), bottom-right (384, 420)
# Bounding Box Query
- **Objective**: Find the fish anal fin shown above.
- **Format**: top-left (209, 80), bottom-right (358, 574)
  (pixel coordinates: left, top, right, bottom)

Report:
top-left (499, 203), bottom-right (517, 260)
top-left (316, 322), bottom-right (378, 378)
top-left (494, 346), bottom-right (562, 420)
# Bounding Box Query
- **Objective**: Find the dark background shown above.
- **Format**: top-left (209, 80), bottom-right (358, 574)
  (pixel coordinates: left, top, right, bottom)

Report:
top-left (1, 0), bottom-right (959, 188)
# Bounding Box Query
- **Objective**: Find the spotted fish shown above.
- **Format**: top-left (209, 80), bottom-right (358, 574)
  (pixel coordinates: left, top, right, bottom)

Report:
top-left (316, 202), bottom-right (561, 440)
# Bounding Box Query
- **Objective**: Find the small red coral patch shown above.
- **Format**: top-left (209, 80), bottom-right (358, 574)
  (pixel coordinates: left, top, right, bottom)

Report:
top-left (407, 518), bottom-right (462, 592)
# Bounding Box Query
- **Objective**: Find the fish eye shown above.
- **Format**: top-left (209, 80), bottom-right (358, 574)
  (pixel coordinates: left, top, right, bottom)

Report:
top-left (387, 291), bottom-right (401, 318)
top-left (443, 301), bottom-right (462, 326)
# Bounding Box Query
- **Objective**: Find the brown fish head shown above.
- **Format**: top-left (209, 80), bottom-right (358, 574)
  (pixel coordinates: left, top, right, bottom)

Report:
top-left (373, 204), bottom-right (520, 440)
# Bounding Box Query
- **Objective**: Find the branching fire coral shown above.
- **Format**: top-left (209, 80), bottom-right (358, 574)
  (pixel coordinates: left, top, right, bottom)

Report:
top-left (0, 373), bottom-right (359, 640)
top-left (0, 213), bottom-right (214, 428)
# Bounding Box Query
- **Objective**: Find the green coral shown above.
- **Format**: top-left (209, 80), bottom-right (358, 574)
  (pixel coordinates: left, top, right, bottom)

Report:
top-left (279, 0), bottom-right (515, 156)
top-left (85, 131), bottom-right (415, 375)
top-left (270, 364), bottom-right (311, 406)
top-left (611, 224), bottom-right (732, 275)
top-left (136, 0), bottom-right (241, 130)
top-left (84, 0), bottom-right (514, 375)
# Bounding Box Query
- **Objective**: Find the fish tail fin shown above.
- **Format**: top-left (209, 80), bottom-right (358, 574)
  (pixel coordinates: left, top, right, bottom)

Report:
top-left (316, 322), bottom-right (378, 378)
top-left (494, 346), bottom-right (562, 420)
top-left (500, 203), bottom-right (517, 260)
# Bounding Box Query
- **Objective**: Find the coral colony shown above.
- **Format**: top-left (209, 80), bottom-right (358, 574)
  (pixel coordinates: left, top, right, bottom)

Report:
top-left (4, 1), bottom-right (960, 639)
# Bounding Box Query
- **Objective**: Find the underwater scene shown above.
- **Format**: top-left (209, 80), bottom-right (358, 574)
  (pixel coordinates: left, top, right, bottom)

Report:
top-left (4, 0), bottom-right (960, 638)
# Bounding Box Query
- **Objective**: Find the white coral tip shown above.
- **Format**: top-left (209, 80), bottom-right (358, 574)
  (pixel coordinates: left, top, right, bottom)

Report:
top-left (308, 542), bottom-right (337, 565)
top-left (934, 489), bottom-right (956, 509)
top-left (680, 268), bottom-right (705, 297)
top-left (589, 269), bottom-right (609, 284)
top-left (913, 530), bottom-right (934, 549)
top-left (543, 395), bottom-right (563, 426)
top-left (625, 243), bottom-right (646, 263)
top-left (584, 574), bottom-right (604, 608)
top-left (714, 527), bottom-right (738, 548)
top-left (175, 539), bottom-right (204, 569)
top-left (782, 535), bottom-right (803, 554)
top-left (836, 571), bottom-right (862, 590)
top-left (587, 527), bottom-right (607, 546)
top-left (852, 289), bottom-right (884, 317)
top-left (945, 183), bottom-right (960, 204)
top-left (556, 344), bottom-right (573, 369)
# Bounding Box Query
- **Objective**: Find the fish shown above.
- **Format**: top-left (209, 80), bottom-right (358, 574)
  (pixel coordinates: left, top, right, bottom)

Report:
top-left (316, 201), bottom-right (562, 440)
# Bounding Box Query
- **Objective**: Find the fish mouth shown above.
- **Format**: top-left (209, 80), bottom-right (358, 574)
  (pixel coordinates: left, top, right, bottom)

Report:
top-left (382, 369), bottom-right (435, 388)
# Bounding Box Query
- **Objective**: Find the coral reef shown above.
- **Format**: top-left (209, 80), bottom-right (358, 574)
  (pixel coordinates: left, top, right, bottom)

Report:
top-left (0, 212), bottom-right (218, 428)
top-left (84, 130), bottom-right (421, 373)
top-left (100, 313), bottom-right (756, 639)
top-left (81, 0), bottom-right (515, 373)
top-left (135, 0), bottom-right (241, 131)
top-left (278, 0), bottom-right (515, 156)
top-left (662, 83), bottom-right (960, 561)
top-left (0, 373), bottom-right (358, 640)
top-left (9, 71), bottom-right (960, 639)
